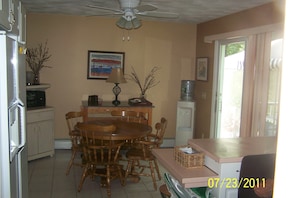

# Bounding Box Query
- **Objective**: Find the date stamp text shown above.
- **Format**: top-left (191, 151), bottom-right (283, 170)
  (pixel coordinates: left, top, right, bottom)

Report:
top-left (208, 177), bottom-right (266, 189)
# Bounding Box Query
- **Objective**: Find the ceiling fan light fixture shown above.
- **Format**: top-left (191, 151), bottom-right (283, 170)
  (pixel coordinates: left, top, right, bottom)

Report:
top-left (116, 16), bottom-right (127, 28)
top-left (125, 21), bottom-right (133, 29)
top-left (116, 15), bottom-right (141, 29)
top-left (88, 0), bottom-right (179, 30)
top-left (131, 17), bottom-right (142, 29)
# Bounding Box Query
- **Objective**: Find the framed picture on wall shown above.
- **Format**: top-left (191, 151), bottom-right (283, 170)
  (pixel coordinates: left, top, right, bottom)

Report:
top-left (87, 51), bottom-right (125, 80)
top-left (196, 57), bottom-right (208, 81)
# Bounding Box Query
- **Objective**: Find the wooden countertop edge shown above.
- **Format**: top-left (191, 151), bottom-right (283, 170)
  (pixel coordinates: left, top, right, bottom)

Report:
top-left (188, 137), bottom-right (277, 163)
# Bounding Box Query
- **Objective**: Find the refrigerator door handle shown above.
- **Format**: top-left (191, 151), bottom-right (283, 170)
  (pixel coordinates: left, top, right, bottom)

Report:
top-left (18, 101), bottom-right (26, 148)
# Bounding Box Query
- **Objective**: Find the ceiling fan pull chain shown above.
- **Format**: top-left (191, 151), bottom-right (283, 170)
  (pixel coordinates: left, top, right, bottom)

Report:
top-left (122, 30), bottom-right (125, 41)
top-left (127, 30), bottom-right (130, 41)
top-left (122, 30), bottom-right (131, 41)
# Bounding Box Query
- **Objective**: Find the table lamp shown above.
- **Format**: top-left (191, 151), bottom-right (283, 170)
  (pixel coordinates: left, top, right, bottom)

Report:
top-left (106, 68), bottom-right (127, 106)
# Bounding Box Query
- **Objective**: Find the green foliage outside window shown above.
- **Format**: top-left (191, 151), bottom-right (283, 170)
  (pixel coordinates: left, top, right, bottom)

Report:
top-left (226, 42), bottom-right (245, 56)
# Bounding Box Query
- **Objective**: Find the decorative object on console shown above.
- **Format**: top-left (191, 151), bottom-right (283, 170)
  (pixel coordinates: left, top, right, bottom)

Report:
top-left (106, 68), bottom-right (127, 106)
top-left (87, 51), bottom-right (125, 80)
top-left (26, 41), bottom-right (52, 85)
top-left (127, 66), bottom-right (160, 98)
top-left (128, 97), bottom-right (152, 106)
top-left (88, 95), bottom-right (102, 106)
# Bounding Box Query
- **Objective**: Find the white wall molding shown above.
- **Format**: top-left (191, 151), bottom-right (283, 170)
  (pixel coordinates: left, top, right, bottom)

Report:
top-left (204, 23), bottom-right (283, 43)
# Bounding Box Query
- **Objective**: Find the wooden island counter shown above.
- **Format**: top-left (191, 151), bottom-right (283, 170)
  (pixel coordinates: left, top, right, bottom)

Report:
top-left (152, 136), bottom-right (277, 198)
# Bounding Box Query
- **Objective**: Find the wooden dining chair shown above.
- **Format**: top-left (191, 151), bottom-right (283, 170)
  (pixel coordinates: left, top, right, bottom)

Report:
top-left (65, 111), bottom-right (84, 175)
top-left (125, 117), bottom-right (168, 190)
top-left (111, 110), bottom-right (149, 151)
top-left (76, 122), bottom-right (125, 198)
top-left (146, 117), bottom-right (168, 148)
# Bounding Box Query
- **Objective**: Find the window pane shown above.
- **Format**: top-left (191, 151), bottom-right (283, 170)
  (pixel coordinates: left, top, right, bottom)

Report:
top-left (265, 37), bottom-right (283, 136)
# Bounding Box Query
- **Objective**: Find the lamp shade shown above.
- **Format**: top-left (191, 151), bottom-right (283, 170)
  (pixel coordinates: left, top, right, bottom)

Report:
top-left (106, 68), bottom-right (127, 83)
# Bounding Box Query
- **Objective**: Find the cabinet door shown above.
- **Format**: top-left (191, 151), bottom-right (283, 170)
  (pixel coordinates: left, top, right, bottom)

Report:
top-left (0, 0), bottom-right (18, 32)
top-left (0, 0), bottom-right (10, 30)
top-left (27, 123), bottom-right (39, 157)
top-left (38, 120), bottom-right (54, 153)
top-left (10, 0), bottom-right (19, 35)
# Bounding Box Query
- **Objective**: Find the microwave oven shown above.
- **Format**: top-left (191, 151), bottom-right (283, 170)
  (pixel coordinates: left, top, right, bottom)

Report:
top-left (26, 91), bottom-right (46, 108)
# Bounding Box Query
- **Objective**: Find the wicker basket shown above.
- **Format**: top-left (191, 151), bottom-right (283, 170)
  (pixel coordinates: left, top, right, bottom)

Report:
top-left (174, 145), bottom-right (204, 168)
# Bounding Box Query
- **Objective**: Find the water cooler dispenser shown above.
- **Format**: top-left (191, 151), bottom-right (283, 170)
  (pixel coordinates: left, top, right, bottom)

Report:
top-left (175, 80), bottom-right (196, 146)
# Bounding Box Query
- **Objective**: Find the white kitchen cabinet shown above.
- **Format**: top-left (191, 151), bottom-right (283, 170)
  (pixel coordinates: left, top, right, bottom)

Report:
top-left (0, 0), bottom-right (11, 30)
top-left (0, 0), bottom-right (18, 33)
top-left (10, 0), bottom-right (19, 35)
top-left (27, 107), bottom-right (55, 161)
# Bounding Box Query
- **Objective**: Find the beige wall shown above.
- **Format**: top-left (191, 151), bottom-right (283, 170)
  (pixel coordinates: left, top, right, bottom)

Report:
top-left (26, 14), bottom-right (197, 139)
top-left (194, 1), bottom-right (285, 138)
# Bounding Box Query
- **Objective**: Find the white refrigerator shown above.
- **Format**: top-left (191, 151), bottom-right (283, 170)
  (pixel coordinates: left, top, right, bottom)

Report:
top-left (0, 31), bottom-right (28, 198)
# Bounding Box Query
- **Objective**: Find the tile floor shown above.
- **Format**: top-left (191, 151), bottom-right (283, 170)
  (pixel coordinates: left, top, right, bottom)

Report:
top-left (28, 149), bottom-right (167, 198)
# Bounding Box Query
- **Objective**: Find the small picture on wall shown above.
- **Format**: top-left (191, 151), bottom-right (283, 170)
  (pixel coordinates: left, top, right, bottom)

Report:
top-left (87, 51), bottom-right (125, 80)
top-left (196, 57), bottom-right (208, 81)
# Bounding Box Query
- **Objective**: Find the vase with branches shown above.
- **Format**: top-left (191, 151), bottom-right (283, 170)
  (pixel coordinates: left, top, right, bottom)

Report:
top-left (126, 66), bottom-right (160, 98)
top-left (26, 41), bottom-right (52, 85)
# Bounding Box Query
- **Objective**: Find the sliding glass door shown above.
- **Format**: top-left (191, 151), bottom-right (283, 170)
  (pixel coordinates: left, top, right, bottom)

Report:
top-left (214, 39), bottom-right (246, 138)
top-left (212, 31), bottom-right (283, 138)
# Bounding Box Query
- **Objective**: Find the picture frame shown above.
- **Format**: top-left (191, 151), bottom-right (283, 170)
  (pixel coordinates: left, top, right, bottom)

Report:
top-left (196, 57), bottom-right (208, 81)
top-left (87, 51), bottom-right (125, 80)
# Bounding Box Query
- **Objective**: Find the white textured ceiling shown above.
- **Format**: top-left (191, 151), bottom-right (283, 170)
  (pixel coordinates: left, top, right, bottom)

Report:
top-left (22, 0), bottom-right (276, 24)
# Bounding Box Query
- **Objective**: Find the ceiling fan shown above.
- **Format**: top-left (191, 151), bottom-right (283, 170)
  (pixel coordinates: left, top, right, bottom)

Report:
top-left (87, 0), bottom-right (179, 30)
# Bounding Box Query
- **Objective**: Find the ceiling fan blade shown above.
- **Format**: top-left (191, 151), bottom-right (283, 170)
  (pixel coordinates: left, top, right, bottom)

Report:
top-left (138, 11), bottom-right (179, 19)
top-left (136, 4), bottom-right (157, 12)
top-left (86, 4), bottom-right (123, 14)
top-left (86, 13), bottom-right (123, 17)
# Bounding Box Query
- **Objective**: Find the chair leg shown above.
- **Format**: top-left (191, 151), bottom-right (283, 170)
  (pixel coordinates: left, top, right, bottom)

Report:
top-left (118, 164), bottom-right (125, 186)
top-left (78, 164), bottom-right (89, 192)
top-left (106, 165), bottom-right (111, 198)
top-left (66, 150), bottom-right (76, 175)
top-left (153, 159), bottom-right (161, 180)
top-left (149, 161), bottom-right (157, 190)
top-left (125, 160), bottom-right (132, 185)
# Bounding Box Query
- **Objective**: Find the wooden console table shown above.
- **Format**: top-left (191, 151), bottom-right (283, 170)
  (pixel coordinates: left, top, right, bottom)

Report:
top-left (81, 101), bottom-right (154, 125)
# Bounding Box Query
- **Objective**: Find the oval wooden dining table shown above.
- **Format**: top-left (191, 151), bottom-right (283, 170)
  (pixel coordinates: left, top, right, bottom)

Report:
top-left (75, 119), bottom-right (153, 192)
top-left (77, 119), bottom-right (152, 140)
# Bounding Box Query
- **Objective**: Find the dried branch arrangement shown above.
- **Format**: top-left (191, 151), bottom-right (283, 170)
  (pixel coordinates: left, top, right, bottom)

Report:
top-left (26, 41), bottom-right (52, 75)
top-left (127, 66), bottom-right (160, 96)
